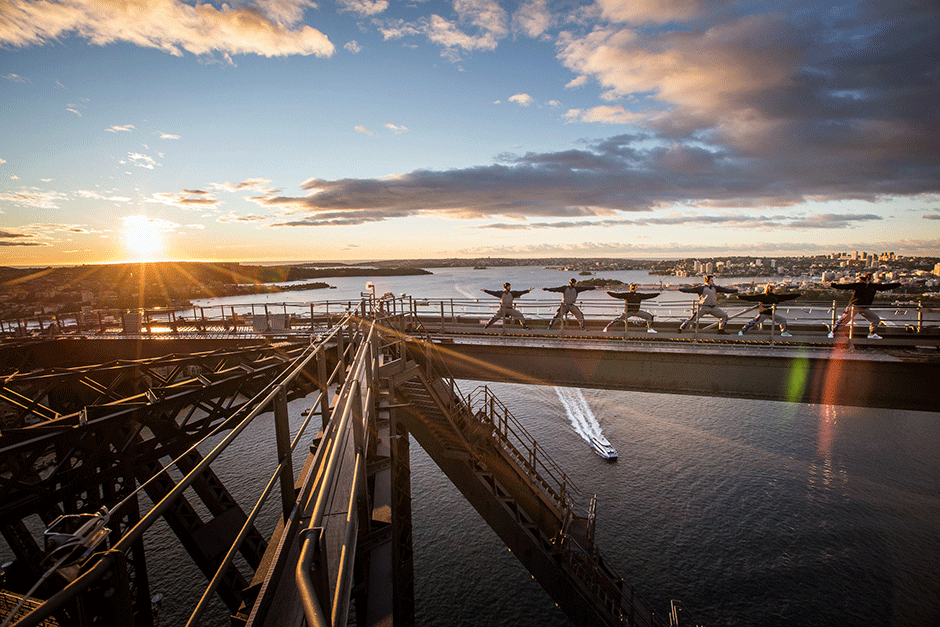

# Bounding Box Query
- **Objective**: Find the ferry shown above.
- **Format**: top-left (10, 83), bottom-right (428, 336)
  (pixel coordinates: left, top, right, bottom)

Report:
top-left (590, 436), bottom-right (618, 461)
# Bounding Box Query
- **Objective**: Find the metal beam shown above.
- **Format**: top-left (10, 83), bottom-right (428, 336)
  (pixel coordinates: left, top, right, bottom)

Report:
top-left (427, 336), bottom-right (940, 413)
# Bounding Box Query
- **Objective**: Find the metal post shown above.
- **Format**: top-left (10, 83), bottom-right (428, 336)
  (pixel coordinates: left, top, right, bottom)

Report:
top-left (441, 301), bottom-right (445, 333)
top-left (848, 306), bottom-right (854, 340)
top-left (769, 304), bottom-right (775, 345)
top-left (918, 301), bottom-right (923, 333)
top-left (273, 385), bottom-right (296, 519)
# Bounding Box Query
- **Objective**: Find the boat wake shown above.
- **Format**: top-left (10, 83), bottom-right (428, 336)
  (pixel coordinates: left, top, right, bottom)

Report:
top-left (554, 386), bottom-right (603, 442)
top-left (455, 284), bottom-right (477, 300)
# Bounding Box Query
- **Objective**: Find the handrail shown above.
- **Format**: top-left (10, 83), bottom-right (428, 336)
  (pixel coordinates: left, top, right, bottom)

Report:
top-left (295, 322), bottom-right (378, 627)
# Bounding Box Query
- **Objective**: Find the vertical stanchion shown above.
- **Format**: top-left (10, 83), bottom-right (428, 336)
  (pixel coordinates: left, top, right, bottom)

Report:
top-left (440, 302), bottom-right (445, 332)
top-left (273, 386), bottom-right (296, 519)
top-left (317, 348), bottom-right (330, 430)
top-left (848, 306), bottom-right (855, 340)
top-left (770, 304), bottom-right (776, 345)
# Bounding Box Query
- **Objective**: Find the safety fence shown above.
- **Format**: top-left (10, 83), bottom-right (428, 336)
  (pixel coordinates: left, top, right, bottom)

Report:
top-left (3, 295), bottom-right (936, 340)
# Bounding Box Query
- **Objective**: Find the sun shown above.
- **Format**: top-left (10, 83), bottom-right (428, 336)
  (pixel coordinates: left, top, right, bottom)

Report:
top-left (123, 215), bottom-right (167, 261)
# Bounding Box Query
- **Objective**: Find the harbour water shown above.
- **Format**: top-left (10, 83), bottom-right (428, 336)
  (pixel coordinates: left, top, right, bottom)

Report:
top-left (4, 266), bottom-right (938, 626)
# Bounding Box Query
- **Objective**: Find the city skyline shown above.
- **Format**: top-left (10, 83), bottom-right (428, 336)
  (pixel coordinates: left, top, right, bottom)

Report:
top-left (2, 0), bottom-right (939, 266)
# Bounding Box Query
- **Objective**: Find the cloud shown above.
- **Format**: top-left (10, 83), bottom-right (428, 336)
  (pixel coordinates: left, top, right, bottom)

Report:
top-left (564, 105), bottom-right (643, 124)
top-left (344, 40), bottom-right (362, 54)
top-left (75, 190), bottom-right (131, 202)
top-left (476, 212), bottom-right (882, 231)
top-left (0, 229), bottom-right (43, 247)
top-left (0, 158), bottom-right (5, 164)
top-left (213, 178), bottom-right (277, 194)
top-left (159, 131), bottom-right (180, 139)
top-left (244, 116), bottom-right (940, 231)
top-left (125, 152), bottom-right (158, 169)
top-left (217, 212), bottom-right (269, 223)
top-left (377, 0), bottom-right (509, 59)
top-left (551, 2), bottom-right (940, 198)
top-left (512, 0), bottom-right (552, 38)
top-left (355, 125), bottom-right (373, 135)
top-left (508, 93), bottom-right (534, 107)
top-left (149, 190), bottom-right (220, 209)
top-left (1, 73), bottom-right (29, 83)
top-left (595, 0), bottom-right (707, 25)
top-left (0, 0), bottom-right (334, 59)
top-left (107, 124), bottom-right (135, 133)
top-left (337, 0), bottom-right (388, 17)
top-left (0, 188), bottom-right (68, 209)
top-left (67, 107), bottom-right (82, 116)
top-left (925, 214), bottom-right (940, 220)
top-left (383, 123), bottom-right (408, 134)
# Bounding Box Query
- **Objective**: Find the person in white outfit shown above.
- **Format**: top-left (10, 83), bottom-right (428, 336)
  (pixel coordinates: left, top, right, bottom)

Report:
top-left (677, 275), bottom-right (739, 334)
top-left (482, 283), bottom-right (533, 329)
top-left (543, 278), bottom-right (594, 330)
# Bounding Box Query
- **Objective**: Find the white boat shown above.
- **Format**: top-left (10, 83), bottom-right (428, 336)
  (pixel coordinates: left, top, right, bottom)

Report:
top-left (590, 436), bottom-right (618, 461)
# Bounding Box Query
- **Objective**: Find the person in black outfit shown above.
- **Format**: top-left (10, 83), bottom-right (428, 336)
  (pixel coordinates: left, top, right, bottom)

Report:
top-left (737, 284), bottom-right (800, 336)
top-left (543, 278), bottom-right (594, 330)
top-left (482, 283), bottom-right (534, 329)
top-left (603, 284), bottom-right (659, 333)
top-left (828, 273), bottom-right (901, 339)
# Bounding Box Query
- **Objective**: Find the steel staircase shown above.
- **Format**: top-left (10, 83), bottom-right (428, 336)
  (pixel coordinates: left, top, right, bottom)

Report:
top-left (385, 338), bottom-right (662, 627)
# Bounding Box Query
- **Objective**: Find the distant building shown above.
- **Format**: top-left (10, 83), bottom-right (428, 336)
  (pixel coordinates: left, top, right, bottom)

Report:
top-left (933, 263), bottom-right (940, 276)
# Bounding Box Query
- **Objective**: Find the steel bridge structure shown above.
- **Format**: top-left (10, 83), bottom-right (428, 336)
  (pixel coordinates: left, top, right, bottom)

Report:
top-left (0, 296), bottom-right (937, 627)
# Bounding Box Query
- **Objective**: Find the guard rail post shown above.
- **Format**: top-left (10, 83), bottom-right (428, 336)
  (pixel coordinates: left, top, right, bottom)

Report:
top-left (770, 304), bottom-right (776, 345)
top-left (273, 385), bottom-right (296, 519)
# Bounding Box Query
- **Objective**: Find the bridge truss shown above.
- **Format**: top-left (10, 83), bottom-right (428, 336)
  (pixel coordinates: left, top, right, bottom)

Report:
top-left (0, 302), bottom-right (665, 627)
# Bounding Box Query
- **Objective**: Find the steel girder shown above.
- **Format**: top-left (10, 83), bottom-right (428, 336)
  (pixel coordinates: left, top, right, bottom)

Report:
top-left (0, 340), bottom-right (322, 624)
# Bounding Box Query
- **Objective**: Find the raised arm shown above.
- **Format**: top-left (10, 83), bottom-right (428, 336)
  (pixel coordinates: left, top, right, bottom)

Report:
top-left (481, 289), bottom-right (501, 298)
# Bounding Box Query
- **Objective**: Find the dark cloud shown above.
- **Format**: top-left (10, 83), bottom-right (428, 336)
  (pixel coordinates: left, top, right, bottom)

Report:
top-left (478, 212), bottom-right (882, 230)
top-left (925, 214), bottom-right (940, 220)
top-left (0, 230), bottom-right (43, 246)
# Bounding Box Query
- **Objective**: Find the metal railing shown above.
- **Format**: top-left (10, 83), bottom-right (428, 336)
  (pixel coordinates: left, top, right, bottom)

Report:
top-left (3, 295), bottom-right (936, 340)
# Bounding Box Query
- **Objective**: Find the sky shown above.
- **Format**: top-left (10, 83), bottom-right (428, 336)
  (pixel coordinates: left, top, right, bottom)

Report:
top-left (1, 0), bottom-right (939, 266)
